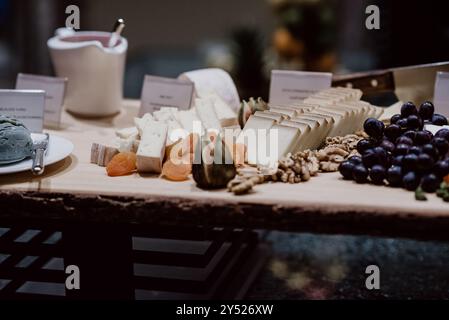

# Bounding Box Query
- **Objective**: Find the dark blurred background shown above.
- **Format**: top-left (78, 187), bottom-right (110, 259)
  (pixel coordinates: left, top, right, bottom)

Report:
top-left (1, 0), bottom-right (449, 100)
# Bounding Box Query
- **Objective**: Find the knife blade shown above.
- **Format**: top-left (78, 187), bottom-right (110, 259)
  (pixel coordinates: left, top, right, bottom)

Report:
top-left (332, 61), bottom-right (449, 106)
top-left (31, 133), bottom-right (49, 175)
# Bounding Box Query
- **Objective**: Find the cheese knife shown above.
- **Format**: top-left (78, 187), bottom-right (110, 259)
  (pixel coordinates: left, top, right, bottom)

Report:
top-left (31, 133), bottom-right (50, 175)
top-left (332, 61), bottom-right (449, 106)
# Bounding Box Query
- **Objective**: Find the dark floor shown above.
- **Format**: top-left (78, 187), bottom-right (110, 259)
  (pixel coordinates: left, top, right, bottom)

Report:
top-left (246, 231), bottom-right (449, 300)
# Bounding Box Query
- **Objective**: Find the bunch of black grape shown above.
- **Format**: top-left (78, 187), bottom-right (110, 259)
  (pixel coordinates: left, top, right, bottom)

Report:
top-left (339, 101), bottom-right (449, 194)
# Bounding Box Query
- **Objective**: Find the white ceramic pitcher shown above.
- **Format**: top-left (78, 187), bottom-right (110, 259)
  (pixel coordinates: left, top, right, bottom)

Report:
top-left (47, 28), bottom-right (128, 117)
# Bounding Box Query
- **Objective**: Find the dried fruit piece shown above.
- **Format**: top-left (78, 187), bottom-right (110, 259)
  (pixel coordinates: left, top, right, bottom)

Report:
top-left (445, 174), bottom-right (449, 184)
top-left (106, 152), bottom-right (137, 177)
top-left (161, 155), bottom-right (192, 181)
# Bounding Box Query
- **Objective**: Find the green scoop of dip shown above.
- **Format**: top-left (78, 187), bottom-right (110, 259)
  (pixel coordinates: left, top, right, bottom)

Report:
top-left (0, 115), bottom-right (33, 164)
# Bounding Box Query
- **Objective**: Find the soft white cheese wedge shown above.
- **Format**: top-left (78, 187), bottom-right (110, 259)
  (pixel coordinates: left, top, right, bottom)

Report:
top-left (203, 93), bottom-right (238, 127)
top-left (195, 98), bottom-right (222, 131)
top-left (136, 121), bottom-right (168, 173)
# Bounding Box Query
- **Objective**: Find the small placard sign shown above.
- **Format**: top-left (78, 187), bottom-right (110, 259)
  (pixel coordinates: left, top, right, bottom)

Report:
top-left (433, 71), bottom-right (449, 118)
top-left (0, 90), bottom-right (46, 133)
top-left (139, 75), bottom-right (194, 116)
top-left (269, 70), bottom-right (332, 105)
top-left (15, 73), bottom-right (67, 128)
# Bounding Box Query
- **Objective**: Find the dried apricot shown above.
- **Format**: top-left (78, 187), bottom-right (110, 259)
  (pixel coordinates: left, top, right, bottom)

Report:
top-left (106, 152), bottom-right (137, 177)
top-left (161, 156), bottom-right (192, 181)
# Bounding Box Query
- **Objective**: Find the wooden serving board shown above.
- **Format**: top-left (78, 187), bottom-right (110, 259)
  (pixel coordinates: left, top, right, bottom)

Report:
top-left (1, 100), bottom-right (448, 241)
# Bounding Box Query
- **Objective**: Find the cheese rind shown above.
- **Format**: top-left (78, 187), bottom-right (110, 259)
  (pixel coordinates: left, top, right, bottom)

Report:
top-left (136, 121), bottom-right (168, 173)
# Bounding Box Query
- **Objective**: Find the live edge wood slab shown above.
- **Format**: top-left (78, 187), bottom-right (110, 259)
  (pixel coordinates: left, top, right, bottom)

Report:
top-left (1, 100), bottom-right (449, 241)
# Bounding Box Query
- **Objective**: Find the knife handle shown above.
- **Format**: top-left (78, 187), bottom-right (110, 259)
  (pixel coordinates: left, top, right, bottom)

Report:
top-left (332, 71), bottom-right (395, 94)
top-left (32, 148), bottom-right (45, 175)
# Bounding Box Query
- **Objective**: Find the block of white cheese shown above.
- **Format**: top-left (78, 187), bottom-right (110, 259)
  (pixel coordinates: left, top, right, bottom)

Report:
top-left (195, 98), bottom-right (222, 131)
top-left (115, 127), bottom-right (139, 139)
top-left (295, 115), bottom-right (329, 150)
top-left (135, 113), bottom-right (155, 136)
top-left (176, 109), bottom-right (202, 134)
top-left (136, 121), bottom-right (168, 173)
top-left (203, 93), bottom-right (238, 127)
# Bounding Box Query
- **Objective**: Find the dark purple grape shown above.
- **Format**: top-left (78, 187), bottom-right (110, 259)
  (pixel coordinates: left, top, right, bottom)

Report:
top-left (418, 101), bottom-right (435, 120)
top-left (422, 143), bottom-right (439, 160)
top-left (380, 140), bottom-right (395, 153)
top-left (407, 115), bottom-right (421, 130)
top-left (402, 172), bottom-right (420, 191)
top-left (402, 154), bottom-right (419, 172)
top-left (417, 153), bottom-right (434, 171)
top-left (348, 156), bottom-right (363, 165)
top-left (403, 130), bottom-right (416, 141)
top-left (387, 166), bottom-right (403, 187)
top-left (352, 165), bottom-right (369, 183)
top-left (408, 146), bottom-right (422, 155)
top-left (394, 144), bottom-right (410, 156)
top-left (392, 155), bottom-right (404, 166)
top-left (420, 174), bottom-right (440, 193)
top-left (339, 161), bottom-right (355, 180)
top-left (415, 130), bottom-right (432, 145)
top-left (363, 118), bottom-right (385, 139)
top-left (433, 160), bottom-right (449, 178)
top-left (384, 124), bottom-right (401, 141)
top-left (432, 137), bottom-right (449, 156)
top-left (390, 114), bottom-right (401, 124)
top-left (370, 165), bottom-right (386, 185)
top-left (362, 149), bottom-right (378, 168)
top-left (401, 102), bottom-right (418, 118)
top-left (396, 119), bottom-right (408, 129)
top-left (435, 129), bottom-right (449, 142)
top-left (432, 114), bottom-right (448, 126)
top-left (357, 139), bottom-right (374, 155)
top-left (396, 136), bottom-right (413, 146)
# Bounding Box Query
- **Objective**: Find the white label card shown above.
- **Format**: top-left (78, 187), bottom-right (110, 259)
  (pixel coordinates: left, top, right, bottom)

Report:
top-left (15, 73), bottom-right (67, 128)
top-left (139, 75), bottom-right (194, 116)
top-left (269, 70), bottom-right (332, 105)
top-left (433, 71), bottom-right (449, 118)
top-left (0, 90), bottom-right (46, 133)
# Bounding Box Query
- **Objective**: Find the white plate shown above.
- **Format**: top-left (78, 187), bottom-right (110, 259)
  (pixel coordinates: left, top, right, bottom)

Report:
top-left (0, 134), bottom-right (74, 175)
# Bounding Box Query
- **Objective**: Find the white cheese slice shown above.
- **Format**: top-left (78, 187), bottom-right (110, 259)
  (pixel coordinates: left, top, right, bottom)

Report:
top-left (195, 98), bottom-right (222, 131)
top-left (203, 93), bottom-right (238, 127)
top-left (136, 121), bottom-right (168, 173)
top-left (268, 106), bottom-right (297, 119)
top-left (278, 120), bottom-right (311, 152)
top-left (254, 111), bottom-right (284, 123)
top-left (238, 115), bottom-right (276, 165)
top-left (271, 124), bottom-right (302, 159)
top-left (295, 115), bottom-right (329, 150)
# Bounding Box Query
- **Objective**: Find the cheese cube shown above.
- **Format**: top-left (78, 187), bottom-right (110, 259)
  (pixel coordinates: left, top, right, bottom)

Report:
top-left (135, 113), bottom-right (155, 136)
top-left (115, 127), bottom-right (138, 139)
top-left (136, 121), bottom-right (168, 173)
top-left (176, 109), bottom-right (202, 133)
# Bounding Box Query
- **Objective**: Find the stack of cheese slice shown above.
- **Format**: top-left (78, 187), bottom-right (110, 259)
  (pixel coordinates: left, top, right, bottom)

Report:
top-left (110, 92), bottom-right (238, 173)
top-left (238, 87), bottom-right (384, 166)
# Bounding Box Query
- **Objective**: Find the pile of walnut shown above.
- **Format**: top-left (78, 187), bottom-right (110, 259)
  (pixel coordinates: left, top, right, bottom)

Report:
top-left (227, 131), bottom-right (367, 195)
